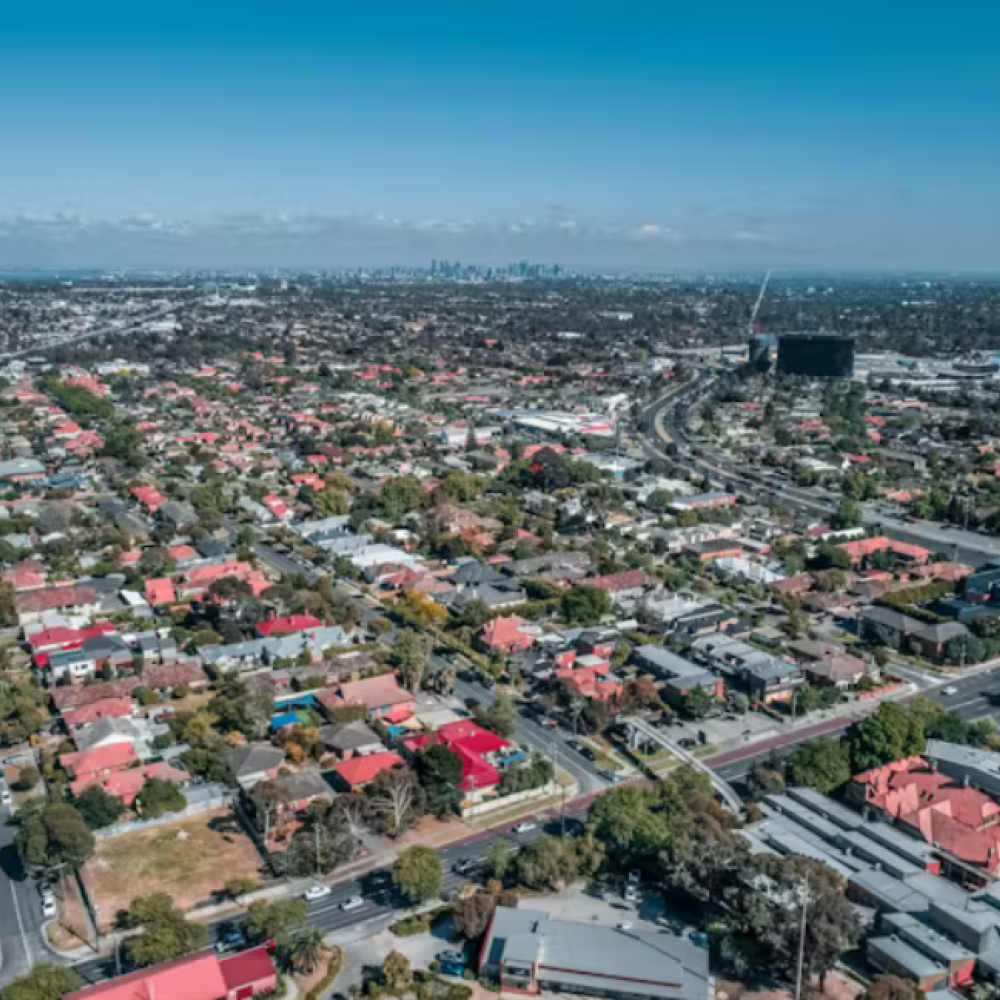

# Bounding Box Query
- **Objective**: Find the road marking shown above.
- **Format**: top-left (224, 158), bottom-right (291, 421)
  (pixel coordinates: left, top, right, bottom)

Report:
top-left (8, 872), bottom-right (31, 970)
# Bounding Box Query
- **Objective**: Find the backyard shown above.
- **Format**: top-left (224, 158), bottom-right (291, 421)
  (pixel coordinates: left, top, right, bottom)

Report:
top-left (81, 808), bottom-right (263, 930)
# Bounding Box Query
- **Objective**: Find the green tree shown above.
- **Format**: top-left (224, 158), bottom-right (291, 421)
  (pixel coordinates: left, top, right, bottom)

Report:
top-left (16, 802), bottom-right (95, 874)
top-left (560, 586), bottom-right (613, 625)
top-left (588, 785), bottom-right (671, 860)
top-left (747, 765), bottom-right (786, 800)
top-left (833, 498), bottom-right (863, 530)
top-left (392, 628), bottom-right (430, 692)
top-left (124, 893), bottom-right (208, 968)
top-left (135, 778), bottom-right (185, 818)
top-left (414, 744), bottom-right (463, 817)
top-left (245, 898), bottom-right (309, 946)
top-left (392, 845), bottom-right (442, 905)
top-left (515, 835), bottom-right (579, 891)
top-left (1, 962), bottom-right (81, 1000)
top-left (479, 692), bottom-right (518, 738)
top-left (74, 785), bottom-right (125, 829)
top-left (290, 927), bottom-right (326, 975)
top-left (382, 950), bottom-right (414, 997)
top-left (849, 702), bottom-right (925, 772)
top-left (790, 738), bottom-right (852, 793)
top-left (681, 686), bottom-right (714, 720)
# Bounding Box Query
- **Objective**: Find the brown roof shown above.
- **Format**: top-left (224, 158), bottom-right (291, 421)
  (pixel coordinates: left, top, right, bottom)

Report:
top-left (14, 584), bottom-right (97, 614)
top-left (142, 661), bottom-right (208, 690)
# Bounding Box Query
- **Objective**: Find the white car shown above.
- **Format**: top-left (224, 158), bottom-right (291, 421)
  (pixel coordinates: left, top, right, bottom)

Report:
top-left (0, 788), bottom-right (11, 807)
top-left (624, 886), bottom-right (640, 903)
top-left (616, 922), bottom-right (633, 931)
top-left (41, 898), bottom-right (57, 918)
top-left (942, 686), bottom-right (958, 696)
top-left (512, 821), bottom-right (537, 835)
top-left (341, 896), bottom-right (365, 912)
top-left (303, 884), bottom-right (332, 901)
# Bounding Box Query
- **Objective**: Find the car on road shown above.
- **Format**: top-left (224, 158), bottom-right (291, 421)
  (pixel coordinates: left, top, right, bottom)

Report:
top-left (41, 897), bottom-right (57, 918)
top-left (0, 786), bottom-right (11, 806)
top-left (677, 737), bottom-right (697, 750)
top-left (437, 951), bottom-right (465, 965)
top-left (600, 768), bottom-right (624, 783)
top-left (341, 896), bottom-right (365, 911)
top-left (578, 746), bottom-right (598, 762)
top-left (304, 884), bottom-right (332, 901)
top-left (624, 886), bottom-right (640, 903)
top-left (942, 685), bottom-right (958, 696)
top-left (512, 821), bottom-right (538, 835)
top-left (540, 717), bottom-right (558, 729)
top-left (689, 931), bottom-right (709, 948)
top-left (616, 922), bottom-right (633, 931)
top-left (452, 858), bottom-right (479, 876)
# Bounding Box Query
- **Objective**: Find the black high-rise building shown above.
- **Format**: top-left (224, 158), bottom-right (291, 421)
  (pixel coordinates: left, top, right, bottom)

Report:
top-left (776, 332), bottom-right (855, 378)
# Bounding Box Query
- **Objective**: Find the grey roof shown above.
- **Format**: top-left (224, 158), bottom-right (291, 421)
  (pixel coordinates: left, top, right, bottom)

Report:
top-left (0, 457), bottom-right (45, 478)
top-left (869, 934), bottom-right (946, 979)
top-left (882, 912), bottom-right (976, 964)
top-left (319, 720), bottom-right (382, 752)
top-left (483, 907), bottom-right (710, 1000)
top-left (450, 561), bottom-right (506, 586)
top-left (75, 717), bottom-right (143, 752)
top-left (273, 768), bottom-right (331, 802)
top-left (635, 645), bottom-right (706, 680)
top-left (916, 621), bottom-right (969, 643)
top-left (227, 742), bottom-right (285, 777)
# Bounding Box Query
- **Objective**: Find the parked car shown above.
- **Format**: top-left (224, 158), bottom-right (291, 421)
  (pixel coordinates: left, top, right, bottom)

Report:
top-left (304, 884), bottom-right (332, 901)
top-left (624, 886), bottom-right (640, 903)
top-left (452, 858), bottom-right (479, 876)
top-left (678, 738), bottom-right (697, 750)
top-left (437, 951), bottom-right (465, 965)
top-left (341, 896), bottom-right (365, 911)
top-left (578, 746), bottom-right (598, 762)
top-left (41, 897), bottom-right (57, 918)
top-left (215, 929), bottom-right (247, 954)
top-left (512, 821), bottom-right (537, 835)
top-left (0, 785), bottom-right (11, 806)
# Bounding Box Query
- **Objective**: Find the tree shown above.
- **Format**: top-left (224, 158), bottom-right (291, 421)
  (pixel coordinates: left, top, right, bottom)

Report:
top-left (382, 950), bottom-right (414, 997)
top-left (452, 890), bottom-right (499, 940)
top-left (0, 682), bottom-right (49, 746)
top-left (16, 802), bottom-right (95, 874)
top-left (747, 765), bottom-right (786, 800)
top-left (393, 628), bottom-right (430, 692)
top-left (790, 739), bottom-right (852, 793)
top-left (682, 686), bottom-right (713, 720)
top-left (863, 976), bottom-right (925, 1000)
top-left (245, 898), bottom-right (308, 946)
top-left (392, 845), bottom-right (441, 905)
top-left (124, 893), bottom-right (208, 968)
top-left (515, 835), bottom-right (579, 891)
top-left (560, 586), bottom-right (613, 625)
top-left (849, 702), bottom-right (925, 772)
top-left (478, 692), bottom-right (518, 738)
top-left (290, 927), bottom-right (326, 975)
top-left (1, 962), bottom-right (81, 1000)
top-left (74, 785), bottom-right (125, 829)
top-left (414, 744), bottom-right (463, 817)
top-left (367, 766), bottom-right (424, 836)
top-left (0, 582), bottom-right (17, 627)
top-left (224, 877), bottom-right (259, 900)
top-left (834, 498), bottom-right (863, 530)
top-left (484, 841), bottom-right (515, 882)
top-left (588, 785), bottom-right (670, 861)
top-left (15, 766), bottom-right (39, 792)
top-left (135, 778), bottom-right (186, 818)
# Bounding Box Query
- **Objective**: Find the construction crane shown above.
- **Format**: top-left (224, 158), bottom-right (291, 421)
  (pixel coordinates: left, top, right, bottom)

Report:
top-left (748, 269), bottom-right (772, 338)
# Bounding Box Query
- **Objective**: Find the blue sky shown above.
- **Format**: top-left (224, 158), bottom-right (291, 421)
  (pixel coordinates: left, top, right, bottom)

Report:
top-left (1, 1), bottom-right (998, 270)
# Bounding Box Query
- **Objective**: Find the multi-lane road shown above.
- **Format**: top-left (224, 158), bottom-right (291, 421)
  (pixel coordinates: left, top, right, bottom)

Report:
top-left (0, 800), bottom-right (48, 984)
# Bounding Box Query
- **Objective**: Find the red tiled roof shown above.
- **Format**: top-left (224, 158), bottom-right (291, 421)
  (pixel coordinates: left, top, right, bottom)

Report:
top-left (62, 699), bottom-right (134, 728)
top-left (145, 577), bottom-right (176, 605)
top-left (582, 570), bottom-right (652, 593)
top-left (52, 678), bottom-right (137, 710)
top-left (257, 614), bottom-right (323, 636)
top-left (60, 742), bottom-right (137, 779)
top-left (218, 945), bottom-right (277, 993)
top-left (142, 661), bottom-right (207, 690)
top-left (334, 751), bottom-right (404, 787)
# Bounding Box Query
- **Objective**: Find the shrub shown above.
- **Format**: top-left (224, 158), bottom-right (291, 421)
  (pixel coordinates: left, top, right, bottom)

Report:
top-left (304, 947), bottom-right (342, 1000)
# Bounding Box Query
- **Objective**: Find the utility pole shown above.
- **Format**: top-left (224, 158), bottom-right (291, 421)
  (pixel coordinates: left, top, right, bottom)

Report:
top-left (795, 880), bottom-right (810, 1000)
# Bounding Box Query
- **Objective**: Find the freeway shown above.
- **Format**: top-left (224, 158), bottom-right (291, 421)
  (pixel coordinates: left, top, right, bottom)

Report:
top-left (0, 303), bottom-right (181, 362)
top-left (640, 375), bottom-right (1000, 567)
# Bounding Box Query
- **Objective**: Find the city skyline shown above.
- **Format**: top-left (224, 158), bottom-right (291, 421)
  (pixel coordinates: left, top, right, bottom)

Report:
top-left (1, 0), bottom-right (998, 270)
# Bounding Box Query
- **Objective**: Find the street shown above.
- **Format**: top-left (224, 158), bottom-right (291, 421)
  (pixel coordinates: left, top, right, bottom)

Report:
top-left (0, 805), bottom-right (47, 983)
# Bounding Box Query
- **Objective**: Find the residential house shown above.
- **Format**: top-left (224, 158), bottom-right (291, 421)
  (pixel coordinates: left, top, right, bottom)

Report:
top-left (331, 751), bottom-right (405, 791)
top-left (478, 615), bottom-right (538, 654)
top-left (316, 674), bottom-right (416, 724)
top-left (318, 719), bottom-right (384, 760)
top-left (785, 639), bottom-right (868, 688)
top-left (227, 742), bottom-right (285, 790)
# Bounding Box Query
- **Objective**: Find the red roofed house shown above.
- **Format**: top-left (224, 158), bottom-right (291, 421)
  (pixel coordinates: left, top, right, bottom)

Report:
top-left (61, 742), bottom-right (138, 784)
top-left (332, 751), bottom-right (405, 791)
top-left (145, 577), bottom-right (176, 606)
top-left (847, 755), bottom-right (1000, 878)
top-left (64, 945), bottom-right (276, 1000)
top-left (317, 674), bottom-right (415, 724)
top-left (256, 614), bottom-right (323, 637)
top-left (478, 615), bottom-right (536, 654)
top-left (401, 719), bottom-right (515, 803)
top-left (555, 654), bottom-right (623, 704)
top-left (581, 570), bottom-right (653, 601)
top-left (62, 698), bottom-right (135, 729)
top-left (837, 535), bottom-right (931, 567)
top-left (72, 760), bottom-right (190, 806)
top-left (2, 560), bottom-right (46, 591)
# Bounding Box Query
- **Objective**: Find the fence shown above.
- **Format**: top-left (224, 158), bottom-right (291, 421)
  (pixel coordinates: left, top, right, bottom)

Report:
top-left (94, 787), bottom-right (235, 839)
top-left (460, 779), bottom-right (575, 819)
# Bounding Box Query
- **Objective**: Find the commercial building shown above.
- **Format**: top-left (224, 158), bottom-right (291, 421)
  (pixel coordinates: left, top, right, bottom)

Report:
top-left (776, 332), bottom-right (855, 378)
top-left (480, 906), bottom-right (712, 1000)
